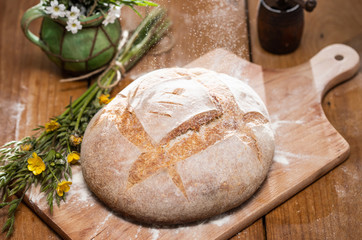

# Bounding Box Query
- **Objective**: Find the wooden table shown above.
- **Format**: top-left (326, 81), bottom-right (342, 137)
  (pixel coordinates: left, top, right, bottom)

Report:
top-left (0, 0), bottom-right (361, 239)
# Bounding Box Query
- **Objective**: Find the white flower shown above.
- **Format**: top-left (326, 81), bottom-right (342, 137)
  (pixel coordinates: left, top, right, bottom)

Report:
top-left (44, 0), bottom-right (66, 19)
top-left (66, 19), bottom-right (82, 34)
top-left (110, 5), bottom-right (122, 18)
top-left (102, 14), bottom-right (116, 26)
top-left (102, 5), bottom-right (122, 26)
top-left (66, 6), bottom-right (81, 20)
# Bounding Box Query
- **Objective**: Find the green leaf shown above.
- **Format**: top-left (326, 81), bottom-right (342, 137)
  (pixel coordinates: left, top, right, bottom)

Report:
top-left (41, 173), bottom-right (53, 185)
top-left (9, 177), bottom-right (24, 188)
top-left (1, 141), bottom-right (18, 148)
top-left (46, 191), bottom-right (53, 202)
top-left (0, 6), bottom-right (170, 236)
top-left (8, 187), bottom-right (20, 197)
top-left (6, 224), bottom-right (14, 238)
top-left (40, 184), bottom-right (51, 193)
top-left (68, 166), bottom-right (72, 178)
top-left (17, 182), bottom-right (27, 192)
top-left (1, 217), bottom-right (13, 232)
top-left (56, 132), bottom-right (68, 138)
top-left (58, 127), bottom-right (69, 132)
top-left (56, 195), bottom-right (60, 207)
top-left (49, 200), bottom-right (53, 214)
top-left (8, 201), bottom-right (19, 215)
top-left (143, 1), bottom-right (158, 6)
top-left (2, 190), bottom-right (8, 202)
top-left (0, 202), bottom-right (9, 208)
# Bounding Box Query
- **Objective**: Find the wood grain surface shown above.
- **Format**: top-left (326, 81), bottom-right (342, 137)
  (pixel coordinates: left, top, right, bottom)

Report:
top-left (0, 0), bottom-right (361, 239)
top-left (247, 0), bottom-right (362, 239)
top-left (13, 44), bottom-right (362, 240)
top-left (19, 48), bottom-right (268, 240)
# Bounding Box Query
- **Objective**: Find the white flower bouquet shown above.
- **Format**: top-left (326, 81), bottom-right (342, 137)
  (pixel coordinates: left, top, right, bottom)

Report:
top-left (22, 0), bottom-right (158, 74)
top-left (41, 0), bottom-right (157, 34)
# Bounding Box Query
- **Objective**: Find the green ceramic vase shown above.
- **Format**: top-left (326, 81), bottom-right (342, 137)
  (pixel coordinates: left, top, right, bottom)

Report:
top-left (21, 4), bottom-right (121, 75)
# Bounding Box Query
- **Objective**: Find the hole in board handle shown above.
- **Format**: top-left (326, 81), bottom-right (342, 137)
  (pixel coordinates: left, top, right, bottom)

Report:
top-left (335, 54), bottom-right (344, 61)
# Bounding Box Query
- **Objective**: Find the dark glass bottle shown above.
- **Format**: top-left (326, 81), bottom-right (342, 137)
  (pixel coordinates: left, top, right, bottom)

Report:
top-left (257, 0), bottom-right (315, 54)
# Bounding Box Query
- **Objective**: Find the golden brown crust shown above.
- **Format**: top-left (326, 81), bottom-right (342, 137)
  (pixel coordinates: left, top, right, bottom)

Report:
top-left (81, 67), bottom-right (275, 225)
top-left (160, 108), bottom-right (222, 144)
top-left (115, 109), bottom-right (153, 151)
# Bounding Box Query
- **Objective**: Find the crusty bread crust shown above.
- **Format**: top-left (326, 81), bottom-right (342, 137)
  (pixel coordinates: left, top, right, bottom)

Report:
top-left (81, 67), bottom-right (275, 224)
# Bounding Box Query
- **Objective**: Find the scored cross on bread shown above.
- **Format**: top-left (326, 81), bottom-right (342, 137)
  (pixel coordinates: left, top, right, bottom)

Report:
top-left (90, 71), bottom-right (269, 200)
top-left (81, 67), bottom-right (274, 224)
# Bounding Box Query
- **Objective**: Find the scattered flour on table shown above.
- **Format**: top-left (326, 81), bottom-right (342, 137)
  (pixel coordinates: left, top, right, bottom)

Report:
top-left (277, 150), bottom-right (314, 159)
top-left (340, 166), bottom-right (359, 181)
top-left (273, 149), bottom-right (308, 165)
top-left (334, 184), bottom-right (347, 198)
top-left (273, 150), bottom-right (290, 165)
top-left (148, 229), bottom-right (160, 240)
top-left (13, 102), bottom-right (25, 140)
top-left (27, 167), bottom-right (95, 211)
top-left (273, 149), bottom-right (325, 165)
top-left (173, 225), bottom-right (190, 235)
top-left (211, 214), bottom-right (231, 227)
top-left (1, 101), bottom-right (26, 141)
top-left (66, 169), bottom-right (94, 207)
top-left (134, 226), bottom-right (142, 238)
top-left (93, 212), bottom-right (113, 237)
top-left (27, 185), bottom-right (47, 208)
top-left (271, 120), bottom-right (304, 131)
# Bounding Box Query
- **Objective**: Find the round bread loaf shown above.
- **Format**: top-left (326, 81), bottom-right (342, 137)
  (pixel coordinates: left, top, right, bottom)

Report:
top-left (81, 67), bottom-right (275, 224)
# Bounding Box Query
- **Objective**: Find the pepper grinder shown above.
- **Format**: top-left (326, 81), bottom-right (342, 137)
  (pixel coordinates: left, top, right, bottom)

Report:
top-left (257, 0), bottom-right (317, 54)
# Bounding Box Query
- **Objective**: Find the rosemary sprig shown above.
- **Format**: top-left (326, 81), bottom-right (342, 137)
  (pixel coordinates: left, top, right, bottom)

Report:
top-left (0, 7), bottom-right (169, 237)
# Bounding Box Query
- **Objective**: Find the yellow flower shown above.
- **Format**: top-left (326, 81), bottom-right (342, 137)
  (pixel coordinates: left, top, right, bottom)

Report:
top-left (67, 151), bottom-right (80, 164)
top-left (27, 152), bottom-right (46, 175)
top-left (98, 94), bottom-right (111, 105)
top-left (45, 119), bottom-right (60, 132)
top-left (21, 143), bottom-right (32, 151)
top-left (70, 135), bottom-right (82, 146)
top-left (56, 181), bottom-right (72, 197)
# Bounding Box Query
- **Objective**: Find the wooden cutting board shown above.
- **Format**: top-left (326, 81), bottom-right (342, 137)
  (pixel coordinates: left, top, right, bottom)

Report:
top-left (24, 44), bottom-right (360, 240)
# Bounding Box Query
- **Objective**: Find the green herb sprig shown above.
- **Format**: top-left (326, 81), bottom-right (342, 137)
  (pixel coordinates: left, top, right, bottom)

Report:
top-left (0, 7), bottom-right (170, 238)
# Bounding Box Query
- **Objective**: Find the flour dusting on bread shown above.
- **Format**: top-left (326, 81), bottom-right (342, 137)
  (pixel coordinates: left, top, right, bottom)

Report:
top-left (81, 67), bottom-right (275, 225)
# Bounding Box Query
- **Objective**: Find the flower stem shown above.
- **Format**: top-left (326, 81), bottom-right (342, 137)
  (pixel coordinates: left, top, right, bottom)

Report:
top-left (66, 139), bottom-right (71, 153)
top-left (0, 7), bottom-right (170, 238)
top-left (60, 83), bottom-right (98, 118)
top-left (119, 7), bottom-right (169, 70)
top-left (118, 7), bottom-right (165, 61)
top-left (48, 165), bottom-right (59, 183)
top-left (36, 131), bottom-right (47, 143)
top-left (87, 0), bottom-right (99, 17)
top-left (74, 87), bottom-right (99, 131)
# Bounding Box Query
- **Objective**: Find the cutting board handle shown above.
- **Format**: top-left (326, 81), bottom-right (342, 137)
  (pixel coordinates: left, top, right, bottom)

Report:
top-left (310, 44), bottom-right (360, 98)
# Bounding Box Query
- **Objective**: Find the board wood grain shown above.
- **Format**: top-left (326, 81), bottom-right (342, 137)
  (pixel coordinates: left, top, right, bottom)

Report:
top-left (247, 0), bottom-right (362, 239)
top-left (2, 0), bottom-right (361, 239)
top-left (22, 43), bottom-right (360, 240)
top-left (262, 36), bottom-right (362, 240)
